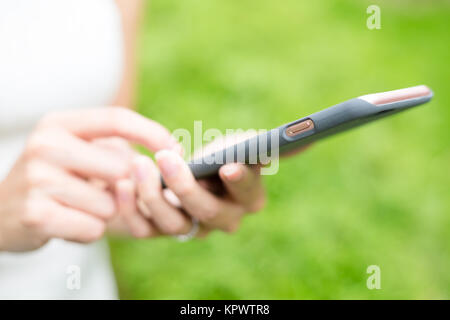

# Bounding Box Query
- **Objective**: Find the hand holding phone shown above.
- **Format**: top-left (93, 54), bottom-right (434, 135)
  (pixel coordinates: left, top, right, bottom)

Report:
top-left (182, 85), bottom-right (433, 181)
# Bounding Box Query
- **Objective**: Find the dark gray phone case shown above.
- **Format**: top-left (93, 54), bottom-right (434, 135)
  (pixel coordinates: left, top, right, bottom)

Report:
top-left (178, 88), bottom-right (433, 181)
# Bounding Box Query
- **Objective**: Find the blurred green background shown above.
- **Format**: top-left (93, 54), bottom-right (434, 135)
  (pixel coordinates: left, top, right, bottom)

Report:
top-left (109, 0), bottom-right (450, 299)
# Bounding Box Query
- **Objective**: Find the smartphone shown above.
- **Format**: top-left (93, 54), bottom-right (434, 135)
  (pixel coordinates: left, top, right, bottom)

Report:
top-left (184, 85), bottom-right (433, 180)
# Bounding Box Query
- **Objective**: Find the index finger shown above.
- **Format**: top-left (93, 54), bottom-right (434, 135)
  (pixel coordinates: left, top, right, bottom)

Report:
top-left (39, 107), bottom-right (181, 153)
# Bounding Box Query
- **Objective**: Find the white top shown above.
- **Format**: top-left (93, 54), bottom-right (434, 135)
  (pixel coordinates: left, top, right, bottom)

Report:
top-left (0, 0), bottom-right (124, 299)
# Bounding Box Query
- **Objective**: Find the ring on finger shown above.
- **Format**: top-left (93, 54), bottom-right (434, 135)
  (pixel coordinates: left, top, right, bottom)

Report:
top-left (174, 217), bottom-right (200, 242)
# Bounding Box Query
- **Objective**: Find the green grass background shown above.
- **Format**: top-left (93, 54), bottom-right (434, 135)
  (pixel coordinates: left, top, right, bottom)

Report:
top-left (109, 0), bottom-right (450, 299)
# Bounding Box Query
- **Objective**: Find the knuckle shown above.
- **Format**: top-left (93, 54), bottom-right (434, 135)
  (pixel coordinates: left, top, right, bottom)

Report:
top-left (247, 197), bottom-right (266, 213)
top-left (20, 212), bottom-right (44, 229)
top-left (140, 191), bottom-right (161, 204)
top-left (103, 137), bottom-right (133, 154)
top-left (31, 237), bottom-right (49, 249)
top-left (223, 221), bottom-right (240, 234)
top-left (163, 218), bottom-right (187, 235)
top-left (25, 128), bottom-right (61, 159)
top-left (102, 203), bottom-right (116, 220)
top-left (174, 183), bottom-right (196, 199)
top-left (98, 205), bottom-right (115, 220)
top-left (106, 107), bottom-right (128, 136)
top-left (24, 161), bottom-right (47, 187)
top-left (80, 222), bottom-right (106, 243)
top-left (197, 204), bottom-right (220, 222)
top-left (111, 161), bottom-right (131, 181)
top-left (21, 200), bottom-right (46, 229)
top-left (130, 229), bottom-right (149, 239)
top-left (25, 132), bottom-right (46, 159)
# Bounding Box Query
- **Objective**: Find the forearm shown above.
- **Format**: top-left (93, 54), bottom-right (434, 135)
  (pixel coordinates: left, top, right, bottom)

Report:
top-left (113, 0), bottom-right (145, 109)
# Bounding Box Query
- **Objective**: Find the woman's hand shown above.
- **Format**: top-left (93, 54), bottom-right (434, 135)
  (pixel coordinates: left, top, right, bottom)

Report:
top-left (118, 134), bottom-right (268, 239)
top-left (120, 133), bottom-right (312, 239)
top-left (115, 152), bottom-right (265, 238)
top-left (0, 107), bottom-right (179, 252)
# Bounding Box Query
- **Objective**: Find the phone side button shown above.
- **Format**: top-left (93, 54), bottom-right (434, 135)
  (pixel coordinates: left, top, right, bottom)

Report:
top-left (285, 119), bottom-right (315, 137)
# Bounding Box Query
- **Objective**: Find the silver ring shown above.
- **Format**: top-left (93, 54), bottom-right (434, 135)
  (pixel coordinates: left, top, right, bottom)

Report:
top-left (174, 217), bottom-right (200, 242)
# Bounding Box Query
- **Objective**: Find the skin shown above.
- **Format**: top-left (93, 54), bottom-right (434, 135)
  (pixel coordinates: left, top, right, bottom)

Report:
top-left (0, 1), bottom-right (275, 252)
top-left (0, 108), bottom-right (179, 251)
top-left (111, 0), bottom-right (268, 239)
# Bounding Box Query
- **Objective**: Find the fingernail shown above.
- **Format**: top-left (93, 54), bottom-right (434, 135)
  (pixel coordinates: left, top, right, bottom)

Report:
top-left (98, 197), bottom-right (116, 218)
top-left (133, 156), bottom-right (149, 183)
top-left (155, 150), bottom-right (179, 178)
top-left (172, 143), bottom-right (184, 156)
top-left (168, 135), bottom-right (184, 155)
top-left (222, 164), bottom-right (243, 182)
top-left (117, 186), bottom-right (131, 202)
